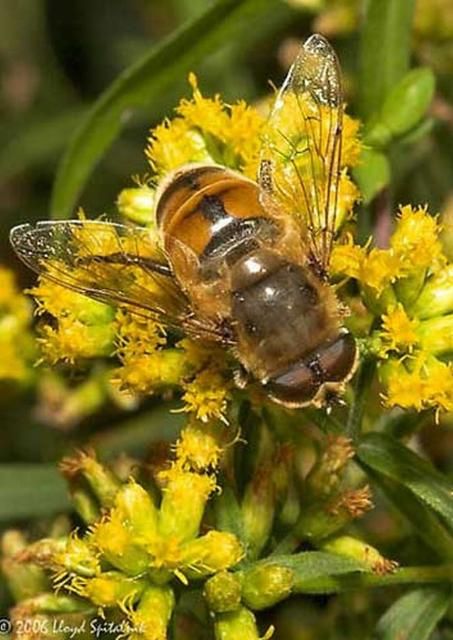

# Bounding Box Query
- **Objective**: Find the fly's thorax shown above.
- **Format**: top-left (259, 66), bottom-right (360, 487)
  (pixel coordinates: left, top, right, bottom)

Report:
top-left (230, 248), bottom-right (341, 379)
top-left (154, 164), bottom-right (280, 319)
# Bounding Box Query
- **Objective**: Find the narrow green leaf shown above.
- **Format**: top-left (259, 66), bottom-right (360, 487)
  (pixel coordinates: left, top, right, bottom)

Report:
top-left (357, 433), bottom-right (453, 535)
top-left (365, 469), bottom-right (453, 561)
top-left (374, 587), bottom-right (451, 640)
top-left (0, 465), bottom-right (70, 520)
top-left (50, 0), bottom-right (285, 219)
top-left (359, 0), bottom-right (416, 120)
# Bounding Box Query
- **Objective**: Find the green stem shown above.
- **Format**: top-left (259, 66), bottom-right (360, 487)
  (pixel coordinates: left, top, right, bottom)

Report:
top-left (346, 358), bottom-right (376, 442)
top-left (294, 564), bottom-right (453, 595)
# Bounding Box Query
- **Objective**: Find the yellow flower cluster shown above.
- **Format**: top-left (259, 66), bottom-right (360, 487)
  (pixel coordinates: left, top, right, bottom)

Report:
top-left (29, 273), bottom-right (231, 421)
top-left (18, 449), bottom-right (243, 640)
top-left (0, 267), bottom-right (35, 384)
top-left (146, 73), bottom-right (265, 178)
top-left (332, 204), bottom-right (453, 415)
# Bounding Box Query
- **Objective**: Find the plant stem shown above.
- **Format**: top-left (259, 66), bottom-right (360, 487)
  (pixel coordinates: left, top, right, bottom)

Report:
top-left (359, 0), bottom-right (416, 121)
top-left (346, 357), bottom-right (376, 442)
top-left (294, 564), bottom-right (453, 595)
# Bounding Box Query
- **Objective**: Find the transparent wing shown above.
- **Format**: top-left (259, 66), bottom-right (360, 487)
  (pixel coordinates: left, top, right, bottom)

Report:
top-left (10, 220), bottom-right (229, 343)
top-left (259, 34), bottom-right (343, 273)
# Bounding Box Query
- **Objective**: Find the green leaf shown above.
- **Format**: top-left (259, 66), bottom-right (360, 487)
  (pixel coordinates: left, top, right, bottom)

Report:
top-left (365, 468), bottom-right (453, 561)
top-left (0, 465), bottom-right (70, 520)
top-left (357, 433), bottom-right (453, 535)
top-left (373, 587), bottom-right (451, 640)
top-left (353, 148), bottom-right (390, 204)
top-left (50, 0), bottom-right (285, 219)
top-left (256, 551), bottom-right (366, 594)
top-left (359, 0), bottom-right (416, 120)
top-left (379, 68), bottom-right (436, 139)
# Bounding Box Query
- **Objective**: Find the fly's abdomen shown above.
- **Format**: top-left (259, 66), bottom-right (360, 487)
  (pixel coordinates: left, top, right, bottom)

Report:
top-left (265, 331), bottom-right (357, 407)
top-left (230, 248), bottom-right (340, 380)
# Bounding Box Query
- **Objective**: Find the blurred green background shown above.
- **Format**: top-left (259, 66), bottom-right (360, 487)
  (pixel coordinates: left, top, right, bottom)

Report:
top-left (1, 0), bottom-right (453, 633)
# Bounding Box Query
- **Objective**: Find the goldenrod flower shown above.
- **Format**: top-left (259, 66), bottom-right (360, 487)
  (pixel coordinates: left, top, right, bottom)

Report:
top-left (0, 267), bottom-right (35, 383)
top-left (380, 304), bottom-right (419, 355)
top-left (157, 465), bottom-right (216, 542)
top-left (174, 420), bottom-right (225, 471)
top-left (380, 355), bottom-right (453, 416)
top-left (391, 204), bottom-right (444, 272)
top-left (180, 368), bottom-right (231, 424)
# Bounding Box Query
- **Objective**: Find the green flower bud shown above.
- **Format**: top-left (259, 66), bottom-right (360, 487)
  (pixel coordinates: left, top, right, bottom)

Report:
top-left (322, 536), bottom-right (398, 574)
top-left (394, 270), bottom-right (427, 308)
top-left (158, 468), bottom-right (215, 542)
top-left (410, 265), bottom-right (453, 319)
top-left (80, 572), bottom-right (147, 608)
top-left (214, 607), bottom-right (272, 640)
top-left (203, 571), bottom-right (242, 613)
top-left (241, 563), bottom-right (294, 611)
top-left (294, 487), bottom-right (372, 543)
top-left (182, 531), bottom-right (244, 578)
top-left (115, 481), bottom-right (159, 539)
top-left (17, 536), bottom-right (99, 578)
top-left (90, 515), bottom-right (150, 576)
top-left (416, 315), bottom-right (453, 355)
top-left (59, 451), bottom-right (121, 509)
top-left (69, 484), bottom-right (100, 525)
top-left (241, 465), bottom-right (275, 560)
top-left (305, 436), bottom-right (354, 501)
top-left (1, 531), bottom-right (49, 601)
top-left (117, 186), bottom-right (156, 225)
top-left (128, 585), bottom-right (175, 640)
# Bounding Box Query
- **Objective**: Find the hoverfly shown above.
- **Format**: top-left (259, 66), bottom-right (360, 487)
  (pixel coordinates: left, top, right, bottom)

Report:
top-left (10, 34), bottom-right (358, 408)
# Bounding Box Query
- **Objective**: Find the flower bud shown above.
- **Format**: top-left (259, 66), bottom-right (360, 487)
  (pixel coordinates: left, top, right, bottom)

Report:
top-left (241, 465), bottom-right (275, 560)
top-left (128, 585), bottom-right (175, 640)
top-left (305, 436), bottom-right (354, 501)
top-left (214, 607), bottom-right (273, 640)
top-left (117, 186), bottom-right (156, 225)
top-left (241, 563), bottom-right (294, 611)
top-left (59, 451), bottom-right (121, 509)
top-left (69, 484), bottom-right (100, 524)
top-left (294, 486), bottom-right (372, 543)
top-left (158, 467), bottom-right (216, 542)
top-left (115, 480), bottom-right (159, 539)
top-left (79, 572), bottom-right (147, 608)
top-left (181, 530), bottom-right (244, 578)
top-left (322, 536), bottom-right (398, 575)
top-left (18, 535), bottom-right (99, 578)
top-left (203, 571), bottom-right (242, 613)
top-left (1, 531), bottom-right (49, 601)
top-left (416, 315), bottom-right (453, 355)
top-left (90, 513), bottom-right (150, 576)
top-left (411, 264), bottom-right (453, 319)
